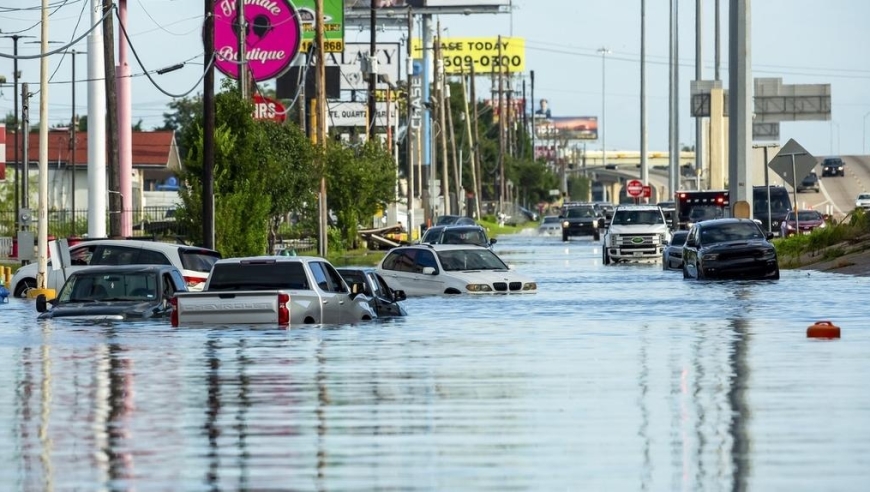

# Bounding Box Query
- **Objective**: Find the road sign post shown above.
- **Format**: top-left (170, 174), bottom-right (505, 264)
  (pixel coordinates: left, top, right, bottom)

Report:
top-left (769, 139), bottom-right (816, 234)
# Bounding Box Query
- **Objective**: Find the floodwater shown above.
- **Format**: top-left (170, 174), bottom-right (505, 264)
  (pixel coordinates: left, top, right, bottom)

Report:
top-left (2, 232), bottom-right (869, 491)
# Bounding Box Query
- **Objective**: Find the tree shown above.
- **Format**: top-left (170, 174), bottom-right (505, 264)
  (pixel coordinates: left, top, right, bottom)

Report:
top-left (161, 95), bottom-right (203, 157)
top-left (133, 119), bottom-right (144, 132)
top-left (326, 140), bottom-right (398, 249)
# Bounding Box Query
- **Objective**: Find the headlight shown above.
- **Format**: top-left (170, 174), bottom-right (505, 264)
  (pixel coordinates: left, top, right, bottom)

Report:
top-left (786, 224), bottom-right (795, 230)
top-left (762, 249), bottom-right (777, 259)
top-left (466, 284), bottom-right (493, 292)
top-left (820, 222), bottom-right (826, 228)
top-left (522, 282), bottom-right (537, 291)
top-left (652, 235), bottom-right (660, 244)
top-left (562, 221), bottom-right (570, 228)
top-left (702, 253), bottom-right (719, 261)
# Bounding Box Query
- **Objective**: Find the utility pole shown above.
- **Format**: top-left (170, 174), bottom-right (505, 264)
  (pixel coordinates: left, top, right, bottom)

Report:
top-left (367, 2), bottom-right (378, 137)
top-left (530, 70), bottom-right (535, 162)
top-left (460, 69), bottom-right (480, 219)
top-left (521, 77), bottom-right (527, 158)
top-left (446, 83), bottom-right (461, 211)
top-left (1, 34), bottom-right (33, 231)
top-left (316, 0), bottom-right (328, 256)
top-left (70, 50), bottom-right (78, 236)
top-left (715, 0), bottom-right (721, 81)
top-left (497, 35), bottom-right (505, 214)
top-left (470, 62), bottom-right (482, 209)
top-left (640, 0), bottom-right (649, 195)
top-left (237, 0), bottom-right (248, 99)
top-left (203, 0), bottom-right (216, 249)
top-left (21, 84), bottom-right (30, 212)
top-left (103, 0), bottom-right (121, 238)
top-left (35, 0), bottom-right (51, 295)
top-left (695, 0), bottom-right (704, 189)
top-left (87, 0), bottom-right (106, 239)
top-left (728, 0), bottom-right (752, 216)
top-left (406, 9), bottom-right (415, 238)
top-left (668, 0), bottom-right (679, 197)
top-left (435, 24), bottom-right (449, 216)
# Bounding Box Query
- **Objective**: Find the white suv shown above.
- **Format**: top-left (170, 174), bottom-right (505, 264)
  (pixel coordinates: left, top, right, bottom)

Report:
top-left (376, 244), bottom-right (537, 296)
top-left (602, 205), bottom-right (670, 264)
top-left (11, 240), bottom-right (221, 297)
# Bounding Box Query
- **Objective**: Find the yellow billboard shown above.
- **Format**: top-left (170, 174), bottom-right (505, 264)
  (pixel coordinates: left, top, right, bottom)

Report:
top-left (411, 37), bottom-right (525, 74)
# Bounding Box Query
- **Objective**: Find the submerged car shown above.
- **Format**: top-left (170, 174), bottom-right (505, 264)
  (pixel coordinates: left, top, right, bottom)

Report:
top-left (538, 215), bottom-right (562, 235)
top-left (420, 225), bottom-right (496, 248)
top-left (682, 218), bottom-right (779, 280)
top-left (376, 244), bottom-right (537, 296)
top-left (780, 210), bottom-right (826, 237)
top-left (662, 230), bottom-right (689, 270)
top-left (36, 264), bottom-right (187, 321)
top-left (337, 267), bottom-right (407, 318)
top-left (559, 204), bottom-right (602, 241)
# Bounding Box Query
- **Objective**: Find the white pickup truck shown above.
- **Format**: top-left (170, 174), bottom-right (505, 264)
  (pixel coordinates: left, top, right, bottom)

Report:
top-left (171, 256), bottom-right (377, 326)
top-left (601, 204), bottom-right (671, 264)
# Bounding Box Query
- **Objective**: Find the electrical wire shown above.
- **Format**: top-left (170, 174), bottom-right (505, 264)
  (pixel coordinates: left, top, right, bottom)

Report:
top-left (0, 6), bottom-right (110, 59)
top-left (0, 0), bottom-right (73, 35)
top-left (115, 9), bottom-right (217, 98)
top-left (0, 0), bottom-right (76, 13)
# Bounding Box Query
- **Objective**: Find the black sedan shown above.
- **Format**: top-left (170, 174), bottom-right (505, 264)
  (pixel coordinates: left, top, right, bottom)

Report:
top-left (560, 204), bottom-right (602, 241)
top-left (36, 264), bottom-right (188, 320)
top-left (682, 218), bottom-right (779, 280)
top-left (337, 267), bottom-right (407, 318)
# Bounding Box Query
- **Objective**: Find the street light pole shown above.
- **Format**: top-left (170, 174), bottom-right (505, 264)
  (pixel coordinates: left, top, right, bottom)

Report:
top-left (864, 111), bottom-right (870, 155)
top-left (598, 47), bottom-right (610, 167)
top-left (1, 34), bottom-right (34, 231)
top-left (70, 50), bottom-right (78, 236)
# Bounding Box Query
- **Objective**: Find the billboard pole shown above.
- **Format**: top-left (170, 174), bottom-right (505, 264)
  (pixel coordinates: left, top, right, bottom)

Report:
top-left (406, 9), bottom-right (414, 238)
top-left (367, 2), bottom-right (377, 137)
top-left (422, 14), bottom-right (432, 226)
top-left (640, 0), bottom-right (648, 197)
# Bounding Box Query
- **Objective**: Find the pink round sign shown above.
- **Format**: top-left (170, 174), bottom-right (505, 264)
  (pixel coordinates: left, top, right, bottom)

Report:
top-left (213, 0), bottom-right (302, 82)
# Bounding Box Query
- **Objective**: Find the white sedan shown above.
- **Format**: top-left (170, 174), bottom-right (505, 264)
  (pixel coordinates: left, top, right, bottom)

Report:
top-left (376, 244), bottom-right (537, 296)
top-left (537, 216), bottom-right (562, 235)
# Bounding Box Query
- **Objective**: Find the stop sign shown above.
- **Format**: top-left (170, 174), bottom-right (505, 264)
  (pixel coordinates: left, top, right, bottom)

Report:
top-left (626, 179), bottom-right (644, 197)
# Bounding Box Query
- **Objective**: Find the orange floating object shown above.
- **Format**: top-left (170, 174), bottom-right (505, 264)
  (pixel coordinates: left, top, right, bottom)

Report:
top-left (807, 320), bottom-right (841, 339)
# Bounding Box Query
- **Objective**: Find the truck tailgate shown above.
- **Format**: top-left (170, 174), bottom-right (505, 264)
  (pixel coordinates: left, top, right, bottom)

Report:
top-left (175, 291), bottom-right (281, 325)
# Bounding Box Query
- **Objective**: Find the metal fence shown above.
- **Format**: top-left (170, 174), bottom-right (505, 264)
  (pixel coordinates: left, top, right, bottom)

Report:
top-left (0, 207), bottom-right (189, 240)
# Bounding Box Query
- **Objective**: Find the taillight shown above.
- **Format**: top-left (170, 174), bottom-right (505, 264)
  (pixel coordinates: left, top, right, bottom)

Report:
top-left (170, 296), bottom-right (179, 327)
top-left (183, 276), bottom-right (204, 288)
top-left (278, 293), bottom-right (290, 326)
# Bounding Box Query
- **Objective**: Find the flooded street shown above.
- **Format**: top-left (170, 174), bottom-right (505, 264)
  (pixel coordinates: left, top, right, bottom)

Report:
top-left (2, 232), bottom-right (869, 491)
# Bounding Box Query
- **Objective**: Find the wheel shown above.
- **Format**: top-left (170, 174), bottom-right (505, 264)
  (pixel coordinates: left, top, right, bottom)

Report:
top-left (562, 231), bottom-right (569, 242)
top-left (682, 264), bottom-right (690, 279)
top-left (593, 231), bottom-right (600, 242)
top-left (602, 247), bottom-right (611, 265)
top-left (14, 278), bottom-right (36, 298)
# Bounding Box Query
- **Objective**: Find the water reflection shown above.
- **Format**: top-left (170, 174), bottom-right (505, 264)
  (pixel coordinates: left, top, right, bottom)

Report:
top-left (2, 234), bottom-right (870, 490)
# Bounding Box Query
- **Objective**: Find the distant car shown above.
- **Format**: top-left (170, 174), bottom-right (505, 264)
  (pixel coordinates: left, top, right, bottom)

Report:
top-left (559, 203), bottom-right (602, 241)
top-left (518, 206), bottom-right (539, 222)
top-left (35, 264), bottom-right (187, 321)
top-left (10, 239), bottom-right (221, 298)
top-left (604, 164), bottom-right (618, 170)
top-left (662, 230), bottom-right (689, 270)
top-left (796, 172), bottom-right (820, 193)
top-left (337, 267), bottom-right (407, 318)
top-left (592, 202), bottom-right (615, 224)
top-left (682, 218), bottom-right (779, 280)
top-left (435, 215), bottom-right (477, 226)
top-left (421, 225), bottom-right (496, 248)
top-left (821, 157), bottom-right (845, 177)
top-left (537, 215), bottom-right (562, 235)
top-left (376, 244), bottom-right (537, 296)
top-left (856, 193), bottom-right (870, 210)
top-left (780, 210), bottom-right (826, 237)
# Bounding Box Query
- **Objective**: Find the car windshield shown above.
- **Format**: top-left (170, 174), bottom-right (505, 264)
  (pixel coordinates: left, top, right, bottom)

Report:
top-left (689, 205), bottom-right (725, 221)
top-left (787, 211), bottom-right (823, 222)
top-left (610, 210), bottom-right (664, 225)
top-left (700, 223), bottom-right (765, 244)
top-left (670, 232), bottom-right (689, 247)
top-left (859, 194), bottom-right (870, 200)
top-left (437, 249), bottom-right (509, 271)
top-left (565, 207), bottom-right (596, 218)
top-left (59, 272), bottom-right (159, 302)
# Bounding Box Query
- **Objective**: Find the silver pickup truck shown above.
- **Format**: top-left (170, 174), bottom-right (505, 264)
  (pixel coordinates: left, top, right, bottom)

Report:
top-left (171, 256), bottom-right (377, 326)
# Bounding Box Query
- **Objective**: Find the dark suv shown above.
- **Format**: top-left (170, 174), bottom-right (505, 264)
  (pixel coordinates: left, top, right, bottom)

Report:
top-left (821, 157), bottom-right (845, 177)
top-left (796, 172), bottom-right (820, 193)
top-left (559, 204), bottom-right (602, 241)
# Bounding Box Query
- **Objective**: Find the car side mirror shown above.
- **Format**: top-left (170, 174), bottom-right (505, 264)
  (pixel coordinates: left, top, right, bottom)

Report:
top-left (393, 290), bottom-right (407, 302)
top-left (663, 240), bottom-right (670, 246)
top-left (489, 238), bottom-right (497, 245)
top-left (36, 294), bottom-right (48, 313)
top-left (422, 266), bottom-right (437, 275)
top-left (558, 215), bottom-right (564, 219)
top-left (766, 232), bottom-right (775, 240)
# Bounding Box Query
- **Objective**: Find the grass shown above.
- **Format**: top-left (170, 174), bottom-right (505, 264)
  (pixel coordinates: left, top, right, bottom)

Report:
top-left (774, 209), bottom-right (870, 268)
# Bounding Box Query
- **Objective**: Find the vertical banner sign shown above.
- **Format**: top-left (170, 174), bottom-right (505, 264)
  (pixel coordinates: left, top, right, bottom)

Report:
top-left (213, 0), bottom-right (303, 82)
top-left (296, 0), bottom-right (345, 53)
top-left (409, 60), bottom-right (423, 171)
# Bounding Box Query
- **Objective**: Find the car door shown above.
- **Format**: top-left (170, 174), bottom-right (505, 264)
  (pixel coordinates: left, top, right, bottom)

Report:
top-left (321, 262), bottom-right (360, 324)
top-left (682, 226), bottom-right (700, 278)
top-left (379, 249), bottom-right (421, 295)
top-left (309, 261), bottom-right (349, 324)
top-left (50, 243), bottom-right (100, 292)
top-left (412, 249), bottom-right (446, 295)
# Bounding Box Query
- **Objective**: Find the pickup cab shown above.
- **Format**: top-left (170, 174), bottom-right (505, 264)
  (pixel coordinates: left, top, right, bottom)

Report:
top-left (171, 256), bottom-right (377, 326)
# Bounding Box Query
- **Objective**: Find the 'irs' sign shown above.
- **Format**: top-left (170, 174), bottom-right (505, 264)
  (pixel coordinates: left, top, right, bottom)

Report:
top-left (252, 94), bottom-right (287, 123)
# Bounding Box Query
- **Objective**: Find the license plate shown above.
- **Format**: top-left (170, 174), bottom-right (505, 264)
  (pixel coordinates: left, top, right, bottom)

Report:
top-left (633, 252), bottom-right (643, 257)
top-left (802, 230), bottom-right (811, 235)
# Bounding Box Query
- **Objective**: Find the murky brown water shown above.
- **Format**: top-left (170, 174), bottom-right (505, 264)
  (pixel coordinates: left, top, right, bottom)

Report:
top-left (2, 232), bottom-right (869, 490)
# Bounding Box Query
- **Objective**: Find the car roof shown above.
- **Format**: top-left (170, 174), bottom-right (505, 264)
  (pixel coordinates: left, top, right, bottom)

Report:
top-left (693, 218), bottom-right (758, 228)
top-left (614, 204), bottom-right (661, 211)
top-left (214, 255), bottom-right (324, 265)
top-left (391, 244), bottom-right (490, 252)
top-left (69, 264), bottom-right (177, 275)
top-left (73, 239), bottom-right (219, 254)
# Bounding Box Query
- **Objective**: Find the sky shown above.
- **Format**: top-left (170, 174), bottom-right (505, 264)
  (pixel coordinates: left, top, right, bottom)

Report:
top-left (1, 0), bottom-right (869, 157)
